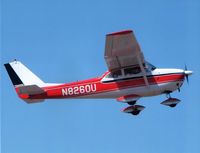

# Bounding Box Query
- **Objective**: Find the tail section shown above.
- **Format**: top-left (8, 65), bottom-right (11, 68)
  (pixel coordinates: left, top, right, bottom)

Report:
top-left (4, 60), bottom-right (46, 103)
top-left (4, 60), bottom-right (45, 87)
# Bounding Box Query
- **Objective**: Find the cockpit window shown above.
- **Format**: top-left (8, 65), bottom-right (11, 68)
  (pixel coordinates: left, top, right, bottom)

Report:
top-left (146, 62), bottom-right (156, 71)
top-left (106, 70), bottom-right (122, 78)
top-left (124, 67), bottom-right (141, 75)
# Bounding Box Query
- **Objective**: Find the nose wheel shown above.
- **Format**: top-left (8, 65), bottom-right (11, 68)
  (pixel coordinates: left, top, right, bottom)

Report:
top-left (161, 97), bottom-right (181, 107)
top-left (161, 91), bottom-right (181, 107)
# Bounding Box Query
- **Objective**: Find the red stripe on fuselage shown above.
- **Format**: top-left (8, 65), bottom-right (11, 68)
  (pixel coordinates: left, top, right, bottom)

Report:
top-left (26, 73), bottom-right (184, 100)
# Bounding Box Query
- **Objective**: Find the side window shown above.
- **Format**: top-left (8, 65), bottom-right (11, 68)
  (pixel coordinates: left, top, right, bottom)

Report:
top-left (106, 70), bottom-right (122, 78)
top-left (124, 67), bottom-right (141, 76)
top-left (112, 70), bottom-right (122, 78)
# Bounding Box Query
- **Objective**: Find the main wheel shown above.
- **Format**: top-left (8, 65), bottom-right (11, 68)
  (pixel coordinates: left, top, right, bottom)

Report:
top-left (169, 104), bottom-right (177, 108)
top-left (131, 110), bottom-right (140, 115)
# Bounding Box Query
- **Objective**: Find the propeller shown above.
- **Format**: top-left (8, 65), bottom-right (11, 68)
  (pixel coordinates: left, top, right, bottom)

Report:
top-left (184, 64), bottom-right (193, 84)
top-left (185, 65), bottom-right (189, 83)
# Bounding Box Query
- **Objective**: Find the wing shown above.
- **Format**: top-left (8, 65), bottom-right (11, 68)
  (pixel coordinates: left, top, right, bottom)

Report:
top-left (104, 30), bottom-right (145, 71)
top-left (104, 30), bottom-right (149, 86)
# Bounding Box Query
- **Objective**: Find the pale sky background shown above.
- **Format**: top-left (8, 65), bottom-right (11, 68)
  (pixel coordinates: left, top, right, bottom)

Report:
top-left (1, 0), bottom-right (200, 153)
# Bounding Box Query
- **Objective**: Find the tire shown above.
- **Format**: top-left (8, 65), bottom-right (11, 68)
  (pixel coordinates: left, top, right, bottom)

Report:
top-left (131, 110), bottom-right (140, 115)
top-left (169, 104), bottom-right (177, 108)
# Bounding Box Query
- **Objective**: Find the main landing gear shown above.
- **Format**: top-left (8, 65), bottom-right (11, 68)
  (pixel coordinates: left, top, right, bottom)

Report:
top-left (121, 101), bottom-right (145, 116)
top-left (121, 92), bottom-right (181, 116)
top-left (127, 101), bottom-right (136, 105)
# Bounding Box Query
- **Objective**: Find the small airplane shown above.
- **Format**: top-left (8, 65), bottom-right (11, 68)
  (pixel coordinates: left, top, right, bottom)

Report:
top-left (4, 30), bottom-right (193, 115)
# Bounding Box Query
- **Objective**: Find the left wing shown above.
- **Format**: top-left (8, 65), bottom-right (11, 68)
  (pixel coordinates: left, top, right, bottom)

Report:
top-left (104, 30), bottom-right (149, 86)
top-left (104, 30), bottom-right (144, 71)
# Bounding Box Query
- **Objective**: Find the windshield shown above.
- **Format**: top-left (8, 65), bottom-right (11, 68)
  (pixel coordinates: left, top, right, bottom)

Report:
top-left (146, 62), bottom-right (156, 70)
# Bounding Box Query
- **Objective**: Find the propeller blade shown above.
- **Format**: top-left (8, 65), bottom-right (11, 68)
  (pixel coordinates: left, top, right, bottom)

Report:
top-left (186, 74), bottom-right (189, 84)
top-left (185, 64), bottom-right (188, 71)
top-left (184, 64), bottom-right (192, 84)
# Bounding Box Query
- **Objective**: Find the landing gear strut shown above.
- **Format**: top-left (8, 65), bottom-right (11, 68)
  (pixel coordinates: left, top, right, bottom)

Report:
top-left (161, 91), bottom-right (181, 107)
top-left (127, 101), bottom-right (136, 105)
top-left (165, 91), bottom-right (172, 98)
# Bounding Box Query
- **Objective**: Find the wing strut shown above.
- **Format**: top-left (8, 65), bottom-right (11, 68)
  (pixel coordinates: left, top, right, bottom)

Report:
top-left (137, 55), bottom-right (149, 87)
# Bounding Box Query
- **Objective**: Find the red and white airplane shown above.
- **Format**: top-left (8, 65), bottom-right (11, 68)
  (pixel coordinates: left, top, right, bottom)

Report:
top-left (5, 30), bottom-right (193, 115)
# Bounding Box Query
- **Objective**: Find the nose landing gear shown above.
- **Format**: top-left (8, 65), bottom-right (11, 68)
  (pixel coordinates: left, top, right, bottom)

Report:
top-left (161, 93), bottom-right (181, 108)
top-left (161, 91), bottom-right (181, 107)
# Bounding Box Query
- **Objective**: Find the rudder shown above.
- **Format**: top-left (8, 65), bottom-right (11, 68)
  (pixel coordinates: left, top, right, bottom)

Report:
top-left (4, 60), bottom-right (46, 103)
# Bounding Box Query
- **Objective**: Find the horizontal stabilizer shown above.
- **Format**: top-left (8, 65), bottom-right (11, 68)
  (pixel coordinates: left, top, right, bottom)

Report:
top-left (23, 99), bottom-right (45, 104)
top-left (17, 85), bottom-right (45, 104)
top-left (18, 85), bottom-right (45, 95)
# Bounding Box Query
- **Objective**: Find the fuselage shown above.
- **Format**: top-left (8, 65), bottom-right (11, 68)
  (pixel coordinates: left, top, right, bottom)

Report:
top-left (23, 68), bottom-right (185, 100)
top-left (4, 29), bottom-right (193, 114)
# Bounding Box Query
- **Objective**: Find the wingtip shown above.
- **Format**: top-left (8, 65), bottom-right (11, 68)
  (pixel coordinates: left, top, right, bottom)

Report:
top-left (106, 30), bottom-right (133, 36)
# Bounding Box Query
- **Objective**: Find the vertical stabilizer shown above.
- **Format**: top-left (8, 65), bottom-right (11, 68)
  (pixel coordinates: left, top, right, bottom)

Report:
top-left (4, 60), bottom-right (46, 103)
top-left (4, 60), bottom-right (46, 87)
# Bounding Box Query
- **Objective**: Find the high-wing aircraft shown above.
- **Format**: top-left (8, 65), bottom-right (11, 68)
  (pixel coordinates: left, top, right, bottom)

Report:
top-left (4, 30), bottom-right (193, 115)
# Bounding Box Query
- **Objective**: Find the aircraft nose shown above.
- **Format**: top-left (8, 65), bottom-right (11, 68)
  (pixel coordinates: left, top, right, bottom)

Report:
top-left (184, 70), bottom-right (193, 76)
top-left (183, 69), bottom-right (193, 84)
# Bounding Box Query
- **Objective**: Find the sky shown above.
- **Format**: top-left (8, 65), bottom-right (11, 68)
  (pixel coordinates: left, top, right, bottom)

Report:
top-left (1, 0), bottom-right (200, 153)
